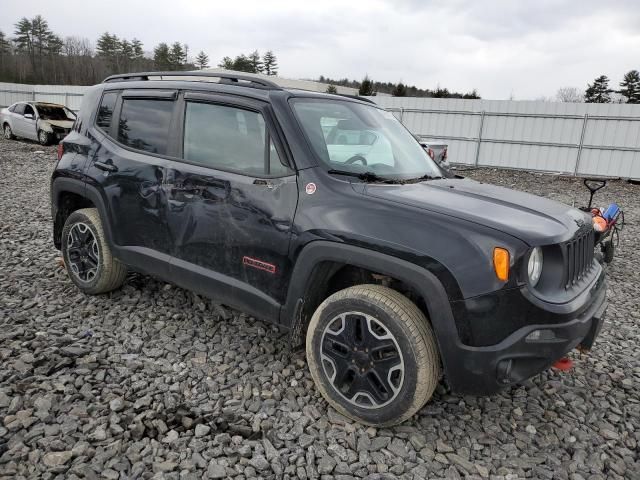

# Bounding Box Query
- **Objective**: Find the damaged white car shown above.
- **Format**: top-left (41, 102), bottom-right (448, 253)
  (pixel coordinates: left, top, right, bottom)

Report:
top-left (1, 101), bottom-right (76, 145)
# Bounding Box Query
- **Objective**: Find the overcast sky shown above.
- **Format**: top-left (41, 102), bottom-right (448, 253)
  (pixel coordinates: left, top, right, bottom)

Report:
top-left (2, 0), bottom-right (639, 99)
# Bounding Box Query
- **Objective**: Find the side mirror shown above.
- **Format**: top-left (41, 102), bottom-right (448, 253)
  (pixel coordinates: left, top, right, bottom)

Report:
top-left (24, 113), bottom-right (34, 120)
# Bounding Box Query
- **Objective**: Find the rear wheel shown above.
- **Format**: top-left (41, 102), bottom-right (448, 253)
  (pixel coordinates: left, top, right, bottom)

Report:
top-left (61, 208), bottom-right (127, 294)
top-left (306, 284), bottom-right (441, 426)
top-left (3, 124), bottom-right (14, 140)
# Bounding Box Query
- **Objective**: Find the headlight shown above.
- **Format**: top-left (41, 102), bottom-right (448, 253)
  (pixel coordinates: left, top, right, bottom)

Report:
top-left (528, 247), bottom-right (543, 286)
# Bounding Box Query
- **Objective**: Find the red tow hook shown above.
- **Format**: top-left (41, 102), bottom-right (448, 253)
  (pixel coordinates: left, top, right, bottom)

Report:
top-left (552, 357), bottom-right (573, 371)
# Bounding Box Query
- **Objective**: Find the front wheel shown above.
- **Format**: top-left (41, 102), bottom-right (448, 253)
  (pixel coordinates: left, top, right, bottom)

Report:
top-left (3, 124), bottom-right (14, 140)
top-left (306, 284), bottom-right (441, 426)
top-left (38, 129), bottom-right (52, 146)
top-left (61, 208), bottom-right (127, 294)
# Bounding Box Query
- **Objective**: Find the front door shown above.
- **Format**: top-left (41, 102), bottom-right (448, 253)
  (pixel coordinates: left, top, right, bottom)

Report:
top-left (86, 89), bottom-right (178, 278)
top-left (165, 93), bottom-right (298, 321)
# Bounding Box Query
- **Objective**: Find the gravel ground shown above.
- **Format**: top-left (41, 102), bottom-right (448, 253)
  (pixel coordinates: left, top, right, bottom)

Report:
top-left (0, 136), bottom-right (638, 480)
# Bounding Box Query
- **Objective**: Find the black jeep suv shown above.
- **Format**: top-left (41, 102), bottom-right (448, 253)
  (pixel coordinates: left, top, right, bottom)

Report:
top-left (51, 72), bottom-right (607, 426)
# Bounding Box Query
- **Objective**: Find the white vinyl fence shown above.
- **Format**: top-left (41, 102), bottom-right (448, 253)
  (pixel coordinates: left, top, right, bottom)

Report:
top-left (367, 96), bottom-right (640, 180)
top-left (1, 82), bottom-right (639, 179)
top-left (0, 82), bottom-right (88, 112)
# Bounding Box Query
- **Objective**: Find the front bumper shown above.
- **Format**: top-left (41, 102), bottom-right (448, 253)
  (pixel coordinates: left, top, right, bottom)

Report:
top-left (445, 273), bottom-right (607, 395)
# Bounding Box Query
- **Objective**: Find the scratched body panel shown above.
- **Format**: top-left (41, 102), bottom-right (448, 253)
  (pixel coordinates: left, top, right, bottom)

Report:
top-left (165, 161), bottom-right (298, 303)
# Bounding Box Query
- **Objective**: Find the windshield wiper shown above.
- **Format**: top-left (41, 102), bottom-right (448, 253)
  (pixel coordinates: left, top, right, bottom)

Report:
top-left (327, 169), bottom-right (398, 183)
top-left (405, 173), bottom-right (443, 183)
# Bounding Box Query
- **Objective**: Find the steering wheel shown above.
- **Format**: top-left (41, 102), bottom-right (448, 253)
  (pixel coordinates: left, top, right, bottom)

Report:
top-left (344, 155), bottom-right (367, 165)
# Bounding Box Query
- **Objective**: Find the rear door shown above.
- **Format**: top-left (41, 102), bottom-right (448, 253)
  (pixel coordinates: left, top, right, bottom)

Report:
top-left (165, 92), bottom-right (298, 321)
top-left (86, 89), bottom-right (178, 278)
top-left (11, 103), bottom-right (26, 137)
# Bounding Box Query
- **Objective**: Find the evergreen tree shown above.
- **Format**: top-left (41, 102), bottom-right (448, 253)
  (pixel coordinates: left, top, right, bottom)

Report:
top-left (0, 31), bottom-right (10, 54)
top-left (218, 56), bottom-right (234, 69)
top-left (249, 50), bottom-right (263, 73)
top-left (392, 82), bottom-right (407, 97)
top-left (153, 42), bottom-right (171, 70)
top-left (358, 75), bottom-right (375, 96)
top-left (13, 15), bottom-right (62, 80)
top-left (96, 32), bottom-right (121, 69)
top-left (585, 75), bottom-right (612, 103)
top-left (262, 50), bottom-right (278, 75)
top-left (619, 70), bottom-right (640, 104)
top-left (120, 39), bottom-right (134, 64)
top-left (96, 32), bottom-right (119, 58)
top-left (131, 38), bottom-right (144, 61)
top-left (195, 51), bottom-right (209, 70)
top-left (326, 84), bottom-right (338, 94)
top-left (462, 89), bottom-right (481, 99)
top-left (168, 42), bottom-right (186, 70)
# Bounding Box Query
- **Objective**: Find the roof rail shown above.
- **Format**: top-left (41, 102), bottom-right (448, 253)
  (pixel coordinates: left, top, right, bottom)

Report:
top-left (102, 71), bottom-right (282, 90)
top-left (337, 94), bottom-right (376, 104)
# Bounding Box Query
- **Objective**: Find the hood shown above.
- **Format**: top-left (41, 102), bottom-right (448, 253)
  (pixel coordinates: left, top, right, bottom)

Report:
top-left (41, 119), bottom-right (74, 129)
top-left (365, 178), bottom-right (589, 245)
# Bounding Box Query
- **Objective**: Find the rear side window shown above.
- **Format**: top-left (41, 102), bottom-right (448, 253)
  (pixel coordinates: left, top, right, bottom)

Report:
top-left (183, 102), bottom-right (290, 176)
top-left (96, 92), bottom-right (118, 132)
top-left (14, 103), bottom-right (25, 115)
top-left (117, 99), bottom-right (173, 155)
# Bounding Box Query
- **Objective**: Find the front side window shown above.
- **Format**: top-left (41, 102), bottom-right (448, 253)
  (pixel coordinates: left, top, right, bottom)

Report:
top-left (23, 104), bottom-right (35, 117)
top-left (96, 92), bottom-right (118, 132)
top-left (117, 99), bottom-right (173, 154)
top-left (183, 102), bottom-right (289, 176)
top-left (292, 99), bottom-right (441, 180)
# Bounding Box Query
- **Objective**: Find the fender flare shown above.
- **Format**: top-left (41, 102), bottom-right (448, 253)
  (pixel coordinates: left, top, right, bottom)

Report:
top-left (281, 241), bottom-right (461, 381)
top-left (51, 177), bottom-right (114, 248)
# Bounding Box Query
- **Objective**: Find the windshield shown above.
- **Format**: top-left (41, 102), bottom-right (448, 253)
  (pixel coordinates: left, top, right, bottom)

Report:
top-left (291, 98), bottom-right (442, 180)
top-left (36, 105), bottom-right (76, 121)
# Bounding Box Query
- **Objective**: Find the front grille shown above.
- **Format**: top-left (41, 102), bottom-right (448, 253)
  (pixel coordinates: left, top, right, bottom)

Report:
top-left (563, 228), bottom-right (595, 288)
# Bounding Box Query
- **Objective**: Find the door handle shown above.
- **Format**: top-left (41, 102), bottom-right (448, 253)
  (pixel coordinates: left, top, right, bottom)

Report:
top-left (95, 160), bottom-right (118, 173)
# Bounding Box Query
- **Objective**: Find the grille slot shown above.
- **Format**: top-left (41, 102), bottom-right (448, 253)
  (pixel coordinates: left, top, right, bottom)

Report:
top-left (564, 228), bottom-right (595, 288)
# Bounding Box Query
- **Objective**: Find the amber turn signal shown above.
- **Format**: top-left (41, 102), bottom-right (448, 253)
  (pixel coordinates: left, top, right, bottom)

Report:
top-left (493, 247), bottom-right (510, 281)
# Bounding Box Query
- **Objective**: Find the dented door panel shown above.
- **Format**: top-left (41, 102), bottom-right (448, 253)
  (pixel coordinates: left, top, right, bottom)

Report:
top-left (165, 161), bottom-right (298, 305)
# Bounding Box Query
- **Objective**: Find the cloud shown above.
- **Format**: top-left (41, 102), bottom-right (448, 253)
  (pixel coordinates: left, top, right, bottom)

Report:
top-left (1, 0), bottom-right (639, 99)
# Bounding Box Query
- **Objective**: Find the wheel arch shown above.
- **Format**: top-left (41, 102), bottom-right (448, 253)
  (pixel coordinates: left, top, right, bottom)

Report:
top-left (51, 178), bottom-right (113, 250)
top-left (282, 241), bottom-right (462, 380)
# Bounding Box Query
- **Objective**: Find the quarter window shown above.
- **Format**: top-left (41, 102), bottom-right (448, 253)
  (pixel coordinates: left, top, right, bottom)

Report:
top-left (183, 102), bottom-right (290, 176)
top-left (96, 92), bottom-right (118, 132)
top-left (117, 99), bottom-right (174, 155)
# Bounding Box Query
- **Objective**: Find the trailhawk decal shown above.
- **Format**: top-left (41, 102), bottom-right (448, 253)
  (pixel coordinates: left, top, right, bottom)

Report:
top-left (242, 256), bottom-right (277, 274)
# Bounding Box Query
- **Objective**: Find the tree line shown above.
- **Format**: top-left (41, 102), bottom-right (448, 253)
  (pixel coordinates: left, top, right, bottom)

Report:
top-left (319, 74), bottom-right (481, 98)
top-left (0, 15), bottom-right (217, 84)
top-left (539, 71), bottom-right (640, 104)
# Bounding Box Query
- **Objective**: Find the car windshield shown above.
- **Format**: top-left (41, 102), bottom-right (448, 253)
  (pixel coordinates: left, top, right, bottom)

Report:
top-left (36, 105), bottom-right (76, 121)
top-left (291, 98), bottom-right (442, 180)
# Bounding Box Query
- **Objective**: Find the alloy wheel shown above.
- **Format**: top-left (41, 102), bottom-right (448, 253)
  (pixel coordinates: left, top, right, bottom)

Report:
top-left (320, 311), bottom-right (404, 408)
top-left (66, 222), bottom-right (100, 282)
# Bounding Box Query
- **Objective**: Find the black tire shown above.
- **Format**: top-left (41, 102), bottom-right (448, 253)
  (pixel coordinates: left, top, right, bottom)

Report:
top-left (603, 240), bottom-right (615, 264)
top-left (3, 124), bottom-right (14, 140)
top-left (61, 208), bottom-right (127, 294)
top-left (306, 284), bottom-right (441, 426)
top-left (38, 129), bottom-right (52, 146)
